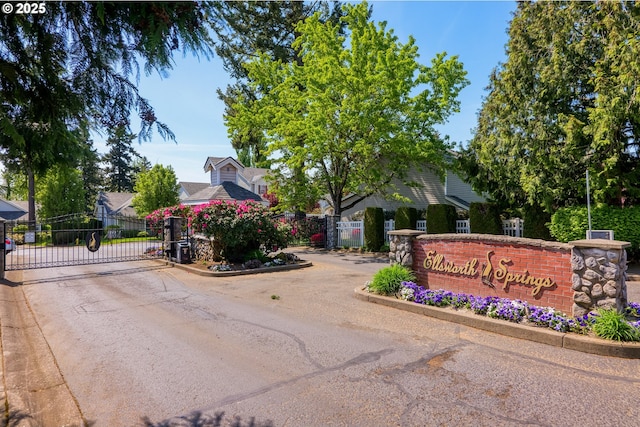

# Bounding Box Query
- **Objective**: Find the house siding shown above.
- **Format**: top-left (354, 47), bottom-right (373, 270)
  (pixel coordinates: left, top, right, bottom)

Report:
top-left (340, 167), bottom-right (446, 219)
top-left (220, 165), bottom-right (237, 184)
top-left (445, 171), bottom-right (485, 204)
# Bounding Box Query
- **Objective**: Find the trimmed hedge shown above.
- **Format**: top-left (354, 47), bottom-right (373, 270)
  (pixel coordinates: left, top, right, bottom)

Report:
top-left (469, 202), bottom-right (502, 235)
top-left (364, 207), bottom-right (385, 251)
top-left (522, 204), bottom-right (552, 240)
top-left (426, 204), bottom-right (456, 234)
top-left (395, 207), bottom-right (418, 230)
top-left (550, 205), bottom-right (640, 255)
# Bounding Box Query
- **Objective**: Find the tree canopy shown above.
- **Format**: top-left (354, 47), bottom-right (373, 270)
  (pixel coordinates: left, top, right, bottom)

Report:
top-left (36, 165), bottom-right (86, 219)
top-left (211, 1), bottom-right (344, 168)
top-left (460, 1), bottom-right (640, 212)
top-left (132, 164), bottom-right (180, 218)
top-left (0, 2), bottom-right (214, 221)
top-left (227, 1), bottom-right (468, 216)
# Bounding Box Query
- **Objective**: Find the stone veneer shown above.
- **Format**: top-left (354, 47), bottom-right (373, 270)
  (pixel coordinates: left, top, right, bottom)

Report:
top-left (388, 232), bottom-right (630, 317)
top-left (388, 230), bottom-right (424, 267)
top-left (191, 234), bottom-right (221, 262)
top-left (570, 239), bottom-right (630, 317)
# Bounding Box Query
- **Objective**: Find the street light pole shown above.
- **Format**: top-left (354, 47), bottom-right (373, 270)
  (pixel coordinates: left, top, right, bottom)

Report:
top-left (586, 168), bottom-right (592, 237)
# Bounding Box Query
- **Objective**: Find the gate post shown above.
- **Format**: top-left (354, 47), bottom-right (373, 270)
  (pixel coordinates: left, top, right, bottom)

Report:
top-left (164, 216), bottom-right (182, 261)
top-left (0, 220), bottom-right (4, 279)
top-left (326, 215), bottom-right (339, 249)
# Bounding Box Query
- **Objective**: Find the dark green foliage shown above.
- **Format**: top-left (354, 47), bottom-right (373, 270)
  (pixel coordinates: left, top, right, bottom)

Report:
top-left (592, 309), bottom-right (640, 342)
top-left (426, 204), bottom-right (457, 234)
top-left (549, 205), bottom-right (640, 258)
top-left (522, 204), bottom-right (552, 240)
top-left (459, 2), bottom-right (640, 212)
top-left (364, 207), bottom-right (385, 251)
top-left (0, 2), bottom-right (214, 222)
top-left (395, 207), bottom-right (418, 230)
top-left (469, 202), bottom-right (502, 235)
top-left (50, 216), bottom-right (102, 245)
top-left (369, 264), bottom-right (416, 296)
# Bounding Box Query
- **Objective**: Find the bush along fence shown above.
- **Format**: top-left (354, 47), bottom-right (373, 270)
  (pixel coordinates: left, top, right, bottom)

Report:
top-left (387, 231), bottom-right (629, 318)
top-left (334, 217), bottom-right (523, 249)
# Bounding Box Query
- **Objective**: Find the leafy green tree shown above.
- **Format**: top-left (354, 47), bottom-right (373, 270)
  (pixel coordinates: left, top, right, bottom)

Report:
top-left (0, 2), bottom-right (214, 222)
top-left (460, 1), bottom-right (640, 212)
top-left (0, 167), bottom-right (28, 201)
top-left (36, 165), bottom-right (86, 219)
top-left (228, 2), bottom-right (468, 216)
top-left (132, 164), bottom-right (180, 218)
top-left (212, 1), bottom-right (344, 168)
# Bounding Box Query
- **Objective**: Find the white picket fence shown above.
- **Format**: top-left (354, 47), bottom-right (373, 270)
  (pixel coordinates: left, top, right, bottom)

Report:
top-left (337, 220), bottom-right (364, 248)
top-left (343, 217), bottom-right (524, 248)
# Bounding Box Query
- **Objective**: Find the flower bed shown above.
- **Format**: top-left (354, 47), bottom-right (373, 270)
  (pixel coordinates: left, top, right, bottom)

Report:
top-left (390, 281), bottom-right (640, 341)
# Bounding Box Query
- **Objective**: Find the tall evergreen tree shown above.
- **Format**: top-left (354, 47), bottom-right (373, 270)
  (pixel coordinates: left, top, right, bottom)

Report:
top-left (460, 1), bottom-right (640, 212)
top-left (102, 126), bottom-right (139, 192)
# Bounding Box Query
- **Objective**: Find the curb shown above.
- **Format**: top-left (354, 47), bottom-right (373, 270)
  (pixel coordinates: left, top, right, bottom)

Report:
top-left (156, 260), bottom-right (313, 277)
top-left (354, 287), bottom-right (640, 359)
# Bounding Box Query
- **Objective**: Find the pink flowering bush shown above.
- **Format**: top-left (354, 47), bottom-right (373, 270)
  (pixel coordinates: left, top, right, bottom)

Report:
top-left (146, 204), bottom-right (192, 236)
top-left (189, 200), bottom-right (291, 262)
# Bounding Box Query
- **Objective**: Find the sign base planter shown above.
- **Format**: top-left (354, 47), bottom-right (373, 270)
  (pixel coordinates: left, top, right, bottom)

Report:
top-left (354, 286), bottom-right (640, 359)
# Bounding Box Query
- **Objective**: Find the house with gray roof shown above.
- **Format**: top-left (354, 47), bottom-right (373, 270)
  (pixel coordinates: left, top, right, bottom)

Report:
top-left (0, 199), bottom-right (29, 221)
top-left (178, 182), bottom-right (210, 200)
top-left (327, 168), bottom-right (485, 220)
top-left (94, 191), bottom-right (145, 230)
top-left (182, 157), bottom-right (268, 206)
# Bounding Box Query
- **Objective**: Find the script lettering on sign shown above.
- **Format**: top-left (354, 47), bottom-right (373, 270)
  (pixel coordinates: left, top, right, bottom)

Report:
top-left (422, 248), bottom-right (556, 297)
top-left (423, 250), bottom-right (478, 277)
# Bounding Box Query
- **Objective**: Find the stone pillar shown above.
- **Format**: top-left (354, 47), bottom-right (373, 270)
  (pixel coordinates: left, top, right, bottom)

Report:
top-left (163, 216), bottom-right (182, 260)
top-left (387, 229), bottom-right (424, 267)
top-left (569, 239), bottom-right (630, 317)
top-left (326, 215), bottom-right (339, 250)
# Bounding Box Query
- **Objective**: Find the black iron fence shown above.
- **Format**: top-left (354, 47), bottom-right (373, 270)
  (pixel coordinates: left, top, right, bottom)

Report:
top-left (4, 213), bottom-right (164, 270)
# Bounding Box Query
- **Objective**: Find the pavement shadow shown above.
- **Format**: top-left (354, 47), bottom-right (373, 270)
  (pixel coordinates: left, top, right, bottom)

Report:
top-left (138, 410), bottom-right (273, 427)
top-left (5, 410), bottom-right (32, 427)
top-left (11, 264), bottom-right (171, 286)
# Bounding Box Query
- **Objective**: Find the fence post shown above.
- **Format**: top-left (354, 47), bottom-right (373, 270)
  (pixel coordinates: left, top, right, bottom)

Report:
top-left (326, 215), bottom-right (339, 249)
top-left (0, 220), bottom-right (4, 279)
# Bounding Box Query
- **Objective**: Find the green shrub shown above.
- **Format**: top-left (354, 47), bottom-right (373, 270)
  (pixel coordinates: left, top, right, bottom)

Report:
top-left (592, 309), bottom-right (640, 342)
top-left (522, 204), bottom-right (552, 240)
top-left (369, 264), bottom-right (416, 296)
top-left (549, 206), bottom-right (640, 256)
top-left (379, 243), bottom-right (390, 253)
top-left (469, 202), bottom-right (502, 234)
top-left (426, 204), bottom-right (457, 234)
top-left (243, 249), bottom-right (270, 263)
top-left (364, 207), bottom-right (385, 252)
top-left (395, 207), bottom-right (418, 230)
top-left (121, 229), bottom-right (142, 238)
top-left (137, 230), bottom-right (149, 237)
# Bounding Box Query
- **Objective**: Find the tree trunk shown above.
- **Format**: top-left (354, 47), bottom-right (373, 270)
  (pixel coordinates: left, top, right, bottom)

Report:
top-left (27, 167), bottom-right (36, 228)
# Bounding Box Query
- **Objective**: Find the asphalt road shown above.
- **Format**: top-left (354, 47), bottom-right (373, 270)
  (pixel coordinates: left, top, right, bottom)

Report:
top-left (5, 248), bottom-right (640, 426)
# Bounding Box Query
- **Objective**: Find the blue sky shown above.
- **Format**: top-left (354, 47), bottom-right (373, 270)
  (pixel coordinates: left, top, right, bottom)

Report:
top-left (93, 1), bottom-right (517, 183)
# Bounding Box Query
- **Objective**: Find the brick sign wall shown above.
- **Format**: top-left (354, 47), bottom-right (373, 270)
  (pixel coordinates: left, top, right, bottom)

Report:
top-left (412, 234), bottom-right (574, 314)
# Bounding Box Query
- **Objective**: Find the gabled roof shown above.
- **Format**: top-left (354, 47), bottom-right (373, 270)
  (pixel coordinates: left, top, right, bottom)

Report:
top-left (96, 192), bottom-right (137, 216)
top-left (203, 156), bottom-right (245, 172)
top-left (179, 181), bottom-right (209, 197)
top-left (184, 181), bottom-right (264, 203)
top-left (243, 167), bottom-right (269, 184)
top-left (0, 199), bottom-right (28, 220)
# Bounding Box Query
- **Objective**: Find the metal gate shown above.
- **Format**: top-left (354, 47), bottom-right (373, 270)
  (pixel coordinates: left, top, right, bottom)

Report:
top-left (4, 213), bottom-right (164, 270)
